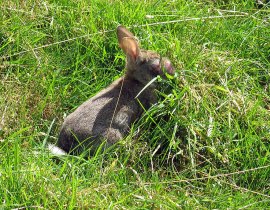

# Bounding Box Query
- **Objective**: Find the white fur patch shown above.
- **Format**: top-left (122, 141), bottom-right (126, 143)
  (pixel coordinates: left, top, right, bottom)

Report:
top-left (48, 143), bottom-right (67, 155)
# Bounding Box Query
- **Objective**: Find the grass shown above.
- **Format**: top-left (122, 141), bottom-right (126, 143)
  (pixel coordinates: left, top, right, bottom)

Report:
top-left (0, 0), bottom-right (270, 209)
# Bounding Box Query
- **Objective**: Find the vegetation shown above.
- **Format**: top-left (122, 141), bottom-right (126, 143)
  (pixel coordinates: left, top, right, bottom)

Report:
top-left (0, 0), bottom-right (269, 209)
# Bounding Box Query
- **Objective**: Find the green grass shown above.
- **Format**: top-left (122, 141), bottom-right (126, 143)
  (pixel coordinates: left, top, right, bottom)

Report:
top-left (1, 0), bottom-right (270, 209)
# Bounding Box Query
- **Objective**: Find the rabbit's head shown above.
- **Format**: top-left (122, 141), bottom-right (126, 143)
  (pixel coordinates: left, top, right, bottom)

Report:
top-left (117, 26), bottom-right (174, 86)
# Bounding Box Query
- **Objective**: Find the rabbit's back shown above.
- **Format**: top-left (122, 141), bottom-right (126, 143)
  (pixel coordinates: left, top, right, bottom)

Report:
top-left (57, 77), bottom-right (156, 155)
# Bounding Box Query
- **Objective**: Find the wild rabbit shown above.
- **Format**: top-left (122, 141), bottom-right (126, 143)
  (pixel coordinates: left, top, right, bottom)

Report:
top-left (53, 25), bottom-right (174, 155)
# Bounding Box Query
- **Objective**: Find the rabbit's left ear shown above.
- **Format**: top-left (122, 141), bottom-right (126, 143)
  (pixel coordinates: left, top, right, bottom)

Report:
top-left (117, 26), bottom-right (139, 61)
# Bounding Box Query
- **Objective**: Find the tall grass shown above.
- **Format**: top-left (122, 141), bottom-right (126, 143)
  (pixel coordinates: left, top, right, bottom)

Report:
top-left (0, 0), bottom-right (269, 209)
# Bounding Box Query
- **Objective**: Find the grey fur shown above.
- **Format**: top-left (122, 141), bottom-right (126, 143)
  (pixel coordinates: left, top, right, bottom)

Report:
top-left (56, 26), bottom-right (174, 155)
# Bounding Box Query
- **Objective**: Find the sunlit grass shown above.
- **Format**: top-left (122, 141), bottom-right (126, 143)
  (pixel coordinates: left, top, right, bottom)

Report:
top-left (0, 0), bottom-right (269, 209)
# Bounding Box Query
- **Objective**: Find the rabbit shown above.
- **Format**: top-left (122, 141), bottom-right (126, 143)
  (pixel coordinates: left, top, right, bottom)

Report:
top-left (52, 25), bottom-right (174, 156)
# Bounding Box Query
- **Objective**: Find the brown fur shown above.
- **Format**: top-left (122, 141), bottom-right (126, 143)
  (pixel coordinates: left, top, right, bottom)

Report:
top-left (56, 26), bottom-right (174, 155)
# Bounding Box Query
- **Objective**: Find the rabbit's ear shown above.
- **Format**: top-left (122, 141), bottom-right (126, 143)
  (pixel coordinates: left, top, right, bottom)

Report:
top-left (117, 26), bottom-right (139, 61)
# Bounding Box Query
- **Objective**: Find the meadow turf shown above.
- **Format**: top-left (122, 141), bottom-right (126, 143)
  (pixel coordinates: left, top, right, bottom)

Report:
top-left (0, 0), bottom-right (270, 209)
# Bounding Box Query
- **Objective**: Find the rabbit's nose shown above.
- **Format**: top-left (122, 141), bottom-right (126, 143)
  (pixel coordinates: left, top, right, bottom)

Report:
top-left (163, 59), bottom-right (174, 75)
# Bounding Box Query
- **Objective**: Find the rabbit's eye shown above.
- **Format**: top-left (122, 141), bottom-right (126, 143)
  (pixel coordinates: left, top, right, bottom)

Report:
top-left (150, 59), bottom-right (161, 70)
top-left (150, 63), bottom-right (162, 76)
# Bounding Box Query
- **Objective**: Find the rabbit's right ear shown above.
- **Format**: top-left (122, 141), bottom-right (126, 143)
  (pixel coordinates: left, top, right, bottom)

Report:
top-left (117, 26), bottom-right (139, 62)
